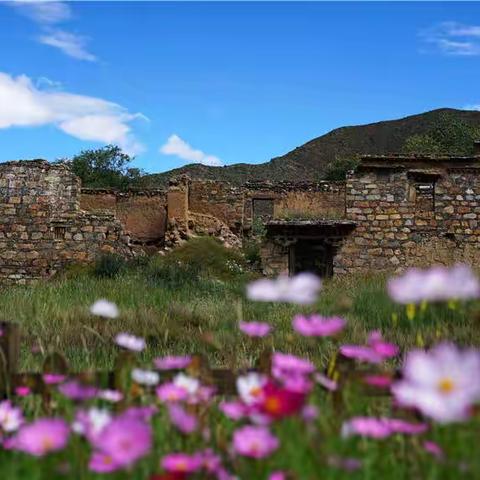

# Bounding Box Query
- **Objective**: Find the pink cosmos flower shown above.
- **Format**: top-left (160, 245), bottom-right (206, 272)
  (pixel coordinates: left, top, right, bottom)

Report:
top-left (314, 373), bottom-right (338, 391)
top-left (161, 452), bottom-right (203, 473)
top-left (89, 451), bottom-right (122, 473)
top-left (269, 472), bottom-right (287, 480)
top-left (219, 401), bottom-right (248, 421)
top-left (423, 440), bottom-right (444, 460)
top-left (154, 355), bottom-right (192, 370)
top-left (247, 273), bottom-right (322, 305)
top-left (0, 400), bottom-right (23, 432)
top-left (363, 374), bottom-right (393, 389)
top-left (122, 406), bottom-right (157, 422)
top-left (12, 418), bottom-right (69, 457)
top-left (340, 331), bottom-right (398, 364)
top-left (392, 343), bottom-right (480, 423)
top-left (168, 404), bottom-right (198, 434)
top-left (232, 425), bottom-right (279, 459)
top-left (301, 404), bottom-right (319, 423)
top-left (272, 352), bottom-right (315, 377)
top-left (341, 417), bottom-right (392, 439)
top-left (383, 418), bottom-right (428, 435)
top-left (58, 380), bottom-right (97, 401)
top-left (387, 264), bottom-right (480, 304)
top-left (293, 314), bottom-right (346, 337)
top-left (42, 373), bottom-right (66, 385)
top-left (257, 381), bottom-right (306, 419)
top-left (342, 416), bottom-right (427, 438)
top-left (239, 321), bottom-right (272, 337)
top-left (91, 415), bottom-right (152, 468)
top-left (114, 333), bottom-right (146, 352)
top-left (156, 383), bottom-right (189, 403)
top-left (327, 456), bottom-right (362, 472)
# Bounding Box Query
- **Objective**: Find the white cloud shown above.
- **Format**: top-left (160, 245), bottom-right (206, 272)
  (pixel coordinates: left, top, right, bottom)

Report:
top-left (464, 104), bottom-right (480, 111)
top-left (8, 0), bottom-right (71, 25)
top-left (160, 134), bottom-right (223, 166)
top-left (39, 30), bottom-right (96, 62)
top-left (421, 22), bottom-right (480, 56)
top-left (7, 1), bottom-right (97, 61)
top-left (0, 72), bottom-right (145, 156)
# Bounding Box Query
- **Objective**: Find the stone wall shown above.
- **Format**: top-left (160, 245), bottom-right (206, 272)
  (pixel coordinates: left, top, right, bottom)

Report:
top-left (334, 157), bottom-right (480, 275)
top-left (81, 189), bottom-right (167, 245)
top-left (0, 160), bottom-right (131, 284)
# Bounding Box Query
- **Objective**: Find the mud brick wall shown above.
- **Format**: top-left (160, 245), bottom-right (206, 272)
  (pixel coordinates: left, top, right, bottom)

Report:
top-left (0, 160), bottom-right (131, 284)
top-left (187, 180), bottom-right (244, 235)
top-left (81, 189), bottom-right (167, 244)
top-left (243, 181), bottom-right (346, 231)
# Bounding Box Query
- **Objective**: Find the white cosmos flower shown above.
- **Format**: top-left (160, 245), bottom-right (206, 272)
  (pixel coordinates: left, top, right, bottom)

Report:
top-left (98, 389), bottom-right (123, 403)
top-left (392, 343), bottom-right (480, 423)
top-left (0, 401), bottom-right (23, 432)
top-left (236, 372), bottom-right (267, 405)
top-left (131, 368), bottom-right (160, 386)
top-left (173, 373), bottom-right (200, 396)
top-left (90, 299), bottom-right (119, 319)
top-left (72, 407), bottom-right (111, 438)
top-left (114, 333), bottom-right (146, 352)
top-left (247, 273), bottom-right (322, 305)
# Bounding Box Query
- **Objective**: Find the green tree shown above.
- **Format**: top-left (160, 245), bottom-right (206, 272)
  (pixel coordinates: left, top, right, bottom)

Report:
top-left (324, 155), bottom-right (360, 181)
top-left (67, 145), bottom-right (145, 190)
top-left (403, 112), bottom-right (480, 155)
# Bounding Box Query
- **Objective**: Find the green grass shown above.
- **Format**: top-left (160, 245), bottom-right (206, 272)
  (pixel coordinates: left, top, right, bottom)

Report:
top-left (0, 255), bottom-right (479, 479)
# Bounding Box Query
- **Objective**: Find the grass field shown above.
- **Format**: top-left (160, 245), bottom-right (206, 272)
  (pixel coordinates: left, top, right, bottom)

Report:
top-left (0, 242), bottom-right (479, 479)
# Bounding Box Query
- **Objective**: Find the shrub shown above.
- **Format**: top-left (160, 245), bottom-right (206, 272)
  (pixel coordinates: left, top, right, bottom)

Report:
top-left (152, 237), bottom-right (247, 283)
top-left (93, 253), bottom-right (127, 278)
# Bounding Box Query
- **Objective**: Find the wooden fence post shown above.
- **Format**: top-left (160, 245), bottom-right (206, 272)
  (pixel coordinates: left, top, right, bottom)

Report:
top-left (0, 322), bottom-right (20, 398)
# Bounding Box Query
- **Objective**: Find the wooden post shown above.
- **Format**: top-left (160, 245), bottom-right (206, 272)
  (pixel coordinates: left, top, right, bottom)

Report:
top-left (0, 322), bottom-right (20, 398)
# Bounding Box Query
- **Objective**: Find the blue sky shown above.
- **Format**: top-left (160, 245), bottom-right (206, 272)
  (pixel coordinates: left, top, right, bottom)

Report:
top-left (1, 1), bottom-right (480, 173)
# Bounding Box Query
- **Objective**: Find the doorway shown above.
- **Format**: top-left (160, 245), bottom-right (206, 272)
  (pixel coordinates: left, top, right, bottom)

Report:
top-left (289, 239), bottom-right (335, 278)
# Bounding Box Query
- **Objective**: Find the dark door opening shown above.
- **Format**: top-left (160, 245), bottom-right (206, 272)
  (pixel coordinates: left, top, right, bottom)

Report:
top-left (289, 239), bottom-right (335, 278)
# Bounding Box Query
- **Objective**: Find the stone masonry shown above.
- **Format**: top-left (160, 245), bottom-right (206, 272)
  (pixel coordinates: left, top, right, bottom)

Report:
top-left (0, 160), bottom-right (131, 284)
top-left (5, 152), bottom-right (480, 284)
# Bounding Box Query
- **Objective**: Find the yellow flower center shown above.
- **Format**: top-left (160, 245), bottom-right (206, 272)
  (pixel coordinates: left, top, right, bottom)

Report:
top-left (264, 396), bottom-right (281, 414)
top-left (41, 436), bottom-right (54, 452)
top-left (438, 377), bottom-right (455, 394)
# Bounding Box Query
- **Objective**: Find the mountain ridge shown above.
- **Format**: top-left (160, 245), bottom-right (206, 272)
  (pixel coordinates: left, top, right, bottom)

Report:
top-left (144, 108), bottom-right (480, 187)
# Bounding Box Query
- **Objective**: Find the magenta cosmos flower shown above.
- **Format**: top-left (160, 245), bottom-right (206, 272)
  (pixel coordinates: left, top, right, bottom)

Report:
top-left (387, 264), bottom-right (480, 304)
top-left (392, 343), bottom-right (480, 423)
top-left (154, 355), bottom-right (192, 370)
top-left (232, 425), bottom-right (279, 459)
top-left (239, 321), bottom-right (272, 337)
top-left (293, 314), bottom-right (346, 337)
top-left (247, 273), bottom-right (322, 305)
top-left (13, 418), bottom-right (70, 457)
top-left (91, 415), bottom-right (152, 469)
top-left (161, 452), bottom-right (203, 473)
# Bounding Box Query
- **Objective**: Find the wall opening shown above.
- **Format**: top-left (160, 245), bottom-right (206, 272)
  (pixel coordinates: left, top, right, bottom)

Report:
top-left (53, 226), bottom-right (66, 240)
top-left (253, 198), bottom-right (274, 222)
top-left (408, 173), bottom-right (437, 213)
top-left (289, 239), bottom-right (335, 278)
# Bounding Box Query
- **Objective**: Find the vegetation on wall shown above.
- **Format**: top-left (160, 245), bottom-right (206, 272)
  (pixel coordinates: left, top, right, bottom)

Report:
top-left (323, 155), bottom-right (360, 181)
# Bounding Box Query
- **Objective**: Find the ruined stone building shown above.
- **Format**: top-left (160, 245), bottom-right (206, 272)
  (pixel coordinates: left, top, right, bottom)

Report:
top-left (2, 152), bottom-right (480, 284)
